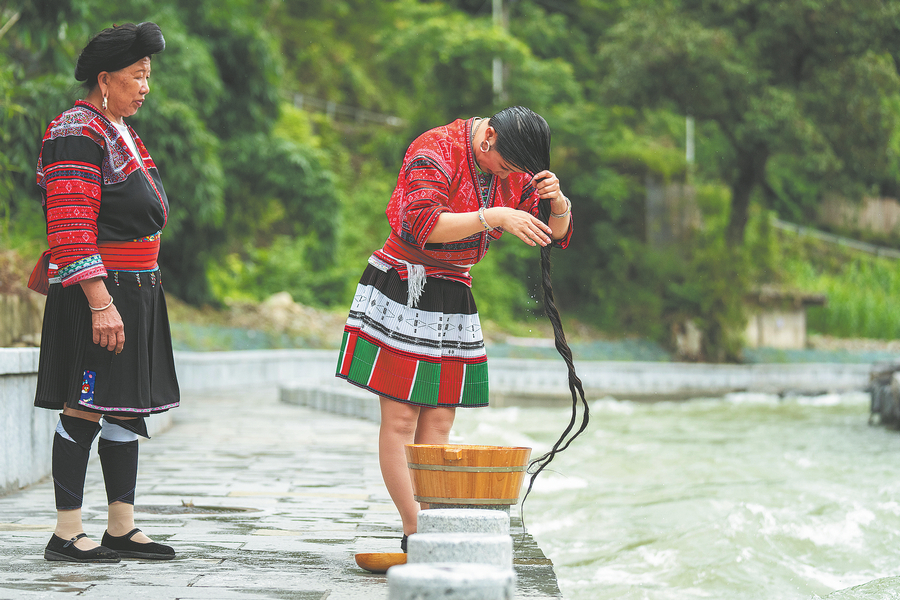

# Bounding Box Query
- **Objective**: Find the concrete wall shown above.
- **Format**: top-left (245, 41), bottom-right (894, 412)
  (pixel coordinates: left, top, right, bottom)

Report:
top-left (744, 309), bottom-right (807, 350)
top-left (1, 347), bottom-right (875, 495)
top-left (645, 177), bottom-right (702, 249)
top-left (0, 349), bottom-right (56, 496)
top-left (0, 293), bottom-right (44, 347)
top-left (818, 194), bottom-right (900, 236)
top-left (1, 347), bottom-right (177, 495)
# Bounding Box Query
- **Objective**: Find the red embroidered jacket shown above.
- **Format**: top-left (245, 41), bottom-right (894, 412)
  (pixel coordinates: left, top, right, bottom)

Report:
top-left (35, 101), bottom-right (168, 288)
top-left (373, 118), bottom-right (573, 286)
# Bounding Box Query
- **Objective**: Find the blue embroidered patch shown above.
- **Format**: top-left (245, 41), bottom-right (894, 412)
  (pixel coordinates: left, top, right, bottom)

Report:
top-left (80, 370), bottom-right (96, 404)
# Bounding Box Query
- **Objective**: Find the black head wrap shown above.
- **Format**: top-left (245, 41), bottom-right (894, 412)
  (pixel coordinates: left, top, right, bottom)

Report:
top-left (75, 22), bottom-right (165, 87)
top-left (488, 106), bottom-right (551, 176)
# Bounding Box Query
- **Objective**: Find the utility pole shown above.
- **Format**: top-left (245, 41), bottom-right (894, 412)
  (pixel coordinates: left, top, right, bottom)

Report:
top-left (492, 0), bottom-right (507, 104)
top-left (685, 115), bottom-right (695, 182)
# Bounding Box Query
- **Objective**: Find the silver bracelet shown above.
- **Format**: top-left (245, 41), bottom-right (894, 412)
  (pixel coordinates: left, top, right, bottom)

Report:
top-left (478, 206), bottom-right (494, 231)
top-left (550, 196), bottom-right (571, 218)
top-left (89, 297), bottom-right (114, 311)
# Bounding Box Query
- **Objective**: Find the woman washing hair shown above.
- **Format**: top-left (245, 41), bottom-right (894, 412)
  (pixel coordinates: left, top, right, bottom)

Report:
top-left (336, 106), bottom-right (574, 551)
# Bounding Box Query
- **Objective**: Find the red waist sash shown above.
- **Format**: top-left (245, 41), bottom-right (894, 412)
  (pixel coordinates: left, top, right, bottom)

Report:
top-left (27, 234), bottom-right (161, 295)
top-left (380, 232), bottom-right (470, 274)
top-left (97, 235), bottom-right (160, 271)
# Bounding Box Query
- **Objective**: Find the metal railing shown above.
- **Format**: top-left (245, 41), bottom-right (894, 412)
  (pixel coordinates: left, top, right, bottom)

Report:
top-left (291, 93), bottom-right (406, 127)
top-left (772, 218), bottom-right (900, 260)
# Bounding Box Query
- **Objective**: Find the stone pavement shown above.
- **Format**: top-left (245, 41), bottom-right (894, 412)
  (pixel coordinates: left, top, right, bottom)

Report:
top-left (0, 386), bottom-right (561, 599)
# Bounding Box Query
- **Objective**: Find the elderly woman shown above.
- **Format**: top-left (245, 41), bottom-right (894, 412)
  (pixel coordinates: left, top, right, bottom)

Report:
top-left (335, 106), bottom-right (573, 551)
top-left (29, 22), bottom-right (178, 563)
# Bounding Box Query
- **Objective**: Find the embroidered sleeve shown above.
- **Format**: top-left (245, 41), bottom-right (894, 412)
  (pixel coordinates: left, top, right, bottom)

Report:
top-left (391, 155), bottom-right (453, 248)
top-left (518, 181), bottom-right (573, 249)
top-left (39, 130), bottom-right (107, 287)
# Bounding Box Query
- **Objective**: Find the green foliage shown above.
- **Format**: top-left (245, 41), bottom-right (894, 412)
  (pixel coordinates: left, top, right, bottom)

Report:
top-left (208, 235), bottom-right (351, 308)
top-left (376, 1), bottom-right (581, 124)
top-left (220, 132), bottom-right (338, 253)
top-left (540, 102), bottom-right (690, 339)
top-left (680, 240), bottom-right (749, 362)
top-left (803, 259), bottom-right (900, 340)
top-left (333, 158), bottom-right (394, 271)
top-left (132, 98), bottom-right (225, 304)
top-left (2, 0), bottom-right (899, 360)
top-left (470, 237), bottom-right (539, 329)
top-left (269, 0), bottom-right (396, 109)
top-left (778, 233), bottom-right (900, 340)
top-left (599, 0), bottom-right (900, 243)
top-left (142, 12), bottom-right (224, 122)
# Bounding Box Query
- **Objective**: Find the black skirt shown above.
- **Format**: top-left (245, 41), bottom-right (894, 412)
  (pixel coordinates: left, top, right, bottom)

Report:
top-left (34, 268), bottom-right (180, 415)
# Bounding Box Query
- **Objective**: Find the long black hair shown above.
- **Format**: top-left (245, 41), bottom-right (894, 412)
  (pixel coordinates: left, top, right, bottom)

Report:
top-left (491, 106), bottom-right (590, 515)
top-left (489, 106), bottom-right (551, 176)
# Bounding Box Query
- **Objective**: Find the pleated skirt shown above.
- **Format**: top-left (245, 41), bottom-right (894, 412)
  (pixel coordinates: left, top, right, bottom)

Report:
top-left (34, 268), bottom-right (180, 414)
top-left (335, 264), bottom-right (489, 408)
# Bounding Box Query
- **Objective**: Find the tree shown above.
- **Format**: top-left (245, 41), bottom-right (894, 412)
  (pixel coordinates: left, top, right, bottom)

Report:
top-left (0, 0), bottom-right (91, 244)
top-left (0, 0), bottom-right (343, 305)
top-left (599, 0), bottom-right (900, 244)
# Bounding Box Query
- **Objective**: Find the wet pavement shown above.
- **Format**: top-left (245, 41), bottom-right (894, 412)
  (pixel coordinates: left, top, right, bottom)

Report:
top-left (0, 386), bottom-right (561, 599)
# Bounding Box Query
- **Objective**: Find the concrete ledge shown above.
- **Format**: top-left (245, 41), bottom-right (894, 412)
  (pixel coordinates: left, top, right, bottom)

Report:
top-left (0, 347), bottom-right (39, 376)
top-left (173, 349), bottom-right (338, 392)
top-left (3, 347), bottom-right (878, 496)
top-left (280, 382), bottom-right (380, 423)
top-left (388, 563), bottom-right (516, 600)
top-left (489, 358), bottom-right (873, 404)
top-left (279, 360), bottom-right (873, 418)
top-left (0, 349), bottom-right (340, 495)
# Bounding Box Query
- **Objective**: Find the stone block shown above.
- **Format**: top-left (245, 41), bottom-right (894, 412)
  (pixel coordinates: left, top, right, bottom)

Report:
top-left (408, 532), bottom-right (512, 569)
top-left (388, 563), bottom-right (515, 600)
top-left (418, 508), bottom-right (510, 535)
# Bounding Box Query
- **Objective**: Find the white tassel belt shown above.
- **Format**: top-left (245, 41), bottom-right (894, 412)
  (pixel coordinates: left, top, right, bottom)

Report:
top-left (403, 261), bottom-right (426, 308)
top-left (367, 254), bottom-right (427, 308)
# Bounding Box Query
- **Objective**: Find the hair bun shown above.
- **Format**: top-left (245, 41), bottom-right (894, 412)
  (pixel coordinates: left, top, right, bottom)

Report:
top-left (133, 22), bottom-right (166, 56)
top-left (74, 22), bottom-right (165, 85)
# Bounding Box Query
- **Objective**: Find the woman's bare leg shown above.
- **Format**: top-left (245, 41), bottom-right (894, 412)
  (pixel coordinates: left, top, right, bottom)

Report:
top-left (413, 406), bottom-right (456, 509)
top-left (62, 406), bottom-right (103, 422)
top-left (378, 397), bottom-right (421, 536)
top-left (414, 406), bottom-right (456, 445)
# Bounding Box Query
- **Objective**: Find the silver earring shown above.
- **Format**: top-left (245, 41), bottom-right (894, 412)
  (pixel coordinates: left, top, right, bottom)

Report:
top-left (480, 140), bottom-right (490, 152)
top-left (102, 95), bottom-right (108, 110)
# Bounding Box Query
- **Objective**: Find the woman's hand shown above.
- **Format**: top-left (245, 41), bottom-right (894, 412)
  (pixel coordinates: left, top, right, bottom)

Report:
top-left (92, 305), bottom-right (125, 353)
top-left (80, 277), bottom-right (125, 353)
top-left (531, 170), bottom-right (566, 212)
top-left (426, 169), bottom-right (570, 245)
top-left (531, 170), bottom-right (571, 240)
top-left (483, 207), bottom-right (552, 247)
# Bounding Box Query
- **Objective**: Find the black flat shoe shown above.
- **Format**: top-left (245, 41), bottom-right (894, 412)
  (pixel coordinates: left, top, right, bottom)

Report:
top-left (44, 533), bottom-right (121, 563)
top-left (101, 528), bottom-right (175, 560)
top-left (400, 534), bottom-right (408, 553)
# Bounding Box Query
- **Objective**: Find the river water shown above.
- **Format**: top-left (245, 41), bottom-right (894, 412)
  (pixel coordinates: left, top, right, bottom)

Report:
top-left (451, 391), bottom-right (900, 600)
